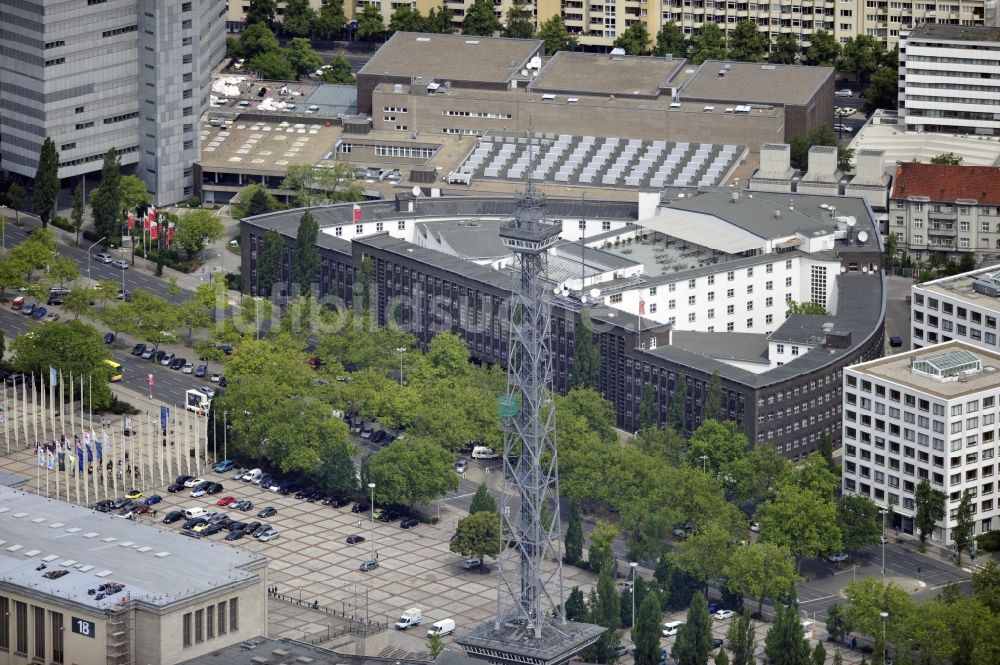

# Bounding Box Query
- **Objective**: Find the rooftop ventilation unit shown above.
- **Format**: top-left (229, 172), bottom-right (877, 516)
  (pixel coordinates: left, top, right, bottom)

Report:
top-left (973, 278), bottom-right (1000, 297)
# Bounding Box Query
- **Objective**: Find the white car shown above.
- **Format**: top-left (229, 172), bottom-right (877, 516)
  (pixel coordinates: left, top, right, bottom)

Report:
top-left (183, 477), bottom-right (205, 488)
top-left (210, 372), bottom-right (221, 383)
top-left (111, 259), bottom-right (129, 270)
top-left (713, 609), bottom-right (735, 621)
top-left (827, 552), bottom-right (849, 563)
top-left (257, 529), bottom-right (280, 542)
top-left (198, 386), bottom-right (216, 398)
top-left (835, 88), bottom-right (853, 97)
top-left (833, 124), bottom-right (854, 133)
top-left (750, 522), bottom-right (760, 532)
top-left (462, 559), bottom-right (482, 570)
top-left (181, 363), bottom-right (194, 374)
top-left (190, 487), bottom-right (208, 498)
top-left (94, 252), bottom-right (114, 264)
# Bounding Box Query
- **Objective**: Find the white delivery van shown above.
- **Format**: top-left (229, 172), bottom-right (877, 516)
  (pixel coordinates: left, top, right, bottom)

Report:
top-left (394, 608), bottom-right (422, 630)
top-left (471, 446), bottom-right (499, 460)
top-left (183, 507), bottom-right (207, 519)
top-left (427, 619), bottom-right (455, 637)
top-left (662, 621), bottom-right (684, 637)
top-left (242, 468), bottom-right (262, 483)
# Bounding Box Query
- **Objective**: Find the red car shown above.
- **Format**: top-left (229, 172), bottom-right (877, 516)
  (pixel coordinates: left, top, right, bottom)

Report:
top-left (217, 496), bottom-right (236, 506)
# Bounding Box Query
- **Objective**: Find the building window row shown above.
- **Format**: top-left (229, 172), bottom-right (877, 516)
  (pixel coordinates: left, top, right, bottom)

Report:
top-left (374, 145), bottom-right (436, 158)
top-left (183, 596), bottom-right (237, 648)
top-left (102, 25), bottom-right (138, 38)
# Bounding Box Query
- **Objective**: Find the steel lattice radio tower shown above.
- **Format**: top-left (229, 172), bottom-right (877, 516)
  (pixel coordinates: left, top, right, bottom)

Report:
top-left (457, 183), bottom-right (604, 665)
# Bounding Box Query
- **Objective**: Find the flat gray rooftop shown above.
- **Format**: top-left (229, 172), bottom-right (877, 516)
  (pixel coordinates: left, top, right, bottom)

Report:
top-left (671, 331), bottom-right (769, 364)
top-left (851, 341), bottom-right (1000, 399)
top-left (359, 32), bottom-right (541, 84)
top-left (529, 52), bottom-right (684, 97)
top-left (906, 24), bottom-right (1000, 42)
top-left (0, 487), bottom-right (264, 610)
top-left (680, 60), bottom-right (833, 106)
top-left (916, 265), bottom-right (1000, 309)
top-left (177, 636), bottom-right (430, 665)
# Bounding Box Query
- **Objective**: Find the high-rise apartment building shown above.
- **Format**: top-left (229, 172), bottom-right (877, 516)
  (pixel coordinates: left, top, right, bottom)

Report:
top-left (0, 0), bottom-right (226, 206)
top-left (843, 341), bottom-right (1000, 543)
top-left (899, 24), bottom-right (1000, 136)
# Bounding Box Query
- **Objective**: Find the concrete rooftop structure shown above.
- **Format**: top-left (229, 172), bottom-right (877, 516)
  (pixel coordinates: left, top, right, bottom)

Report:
top-left (680, 61), bottom-right (834, 106)
top-left (528, 52), bottom-right (688, 98)
top-left (852, 341), bottom-right (1000, 399)
top-left (199, 119), bottom-right (341, 175)
top-left (0, 486), bottom-right (265, 610)
top-left (905, 23), bottom-right (1000, 41)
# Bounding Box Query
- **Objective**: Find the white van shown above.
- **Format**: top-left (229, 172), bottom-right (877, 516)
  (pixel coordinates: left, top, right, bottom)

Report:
top-left (471, 446), bottom-right (499, 460)
top-left (183, 507), bottom-right (207, 519)
top-left (427, 618), bottom-right (455, 637)
top-left (662, 621), bottom-right (683, 637)
top-left (242, 468), bottom-right (262, 483)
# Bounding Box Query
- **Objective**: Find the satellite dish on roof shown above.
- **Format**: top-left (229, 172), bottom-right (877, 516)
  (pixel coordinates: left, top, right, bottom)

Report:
top-left (412, 186), bottom-right (421, 197)
top-left (590, 288), bottom-right (601, 299)
top-left (858, 231), bottom-right (869, 243)
top-left (846, 217), bottom-right (856, 228)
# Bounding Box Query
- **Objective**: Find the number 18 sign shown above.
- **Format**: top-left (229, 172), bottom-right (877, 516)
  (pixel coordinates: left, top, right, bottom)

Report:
top-left (72, 617), bottom-right (96, 638)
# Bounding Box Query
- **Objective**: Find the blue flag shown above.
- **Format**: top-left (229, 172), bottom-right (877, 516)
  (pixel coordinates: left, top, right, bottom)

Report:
top-left (96, 440), bottom-right (102, 462)
top-left (77, 447), bottom-right (83, 473)
top-left (86, 443), bottom-right (92, 463)
top-left (49, 366), bottom-right (58, 386)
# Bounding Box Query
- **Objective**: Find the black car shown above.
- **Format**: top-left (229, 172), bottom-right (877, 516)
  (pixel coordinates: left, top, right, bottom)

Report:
top-left (162, 510), bottom-right (185, 524)
top-left (329, 496), bottom-right (351, 508)
top-left (383, 434), bottom-right (397, 446)
top-left (46, 296), bottom-right (63, 306)
top-left (218, 376), bottom-right (228, 388)
top-left (257, 506), bottom-right (277, 518)
top-left (258, 474), bottom-right (273, 488)
top-left (194, 364), bottom-right (207, 377)
top-left (712, 639), bottom-right (723, 649)
top-left (169, 357), bottom-right (186, 370)
top-left (153, 350), bottom-right (168, 363)
top-left (206, 482), bottom-right (224, 495)
top-left (132, 343), bottom-right (146, 356)
top-left (346, 534), bottom-right (366, 544)
top-left (371, 430), bottom-right (387, 444)
top-left (93, 500), bottom-right (115, 513)
top-left (202, 523), bottom-right (223, 536)
top-left (400, 518), bottom-right (419, 529)
top-left (167, 483), bottom-right (185, 493)
top-left (279, 482), bottom-right (299, 496)
top-left (103, 332), bottom-right (115, 344)
top-left (216, 344), bottom-right (233, 355)
top-left (175, 475), bottom-right (193, 485)
top-left (351, 502), bottom-right (370, 513)
top-left (378, 509), bottom-right (400, 523)
top-left (112, 498), bottom-right (131, 510)
top-left (294, 487), bottom-right (311, 500)
top-left (224, 530), bottom-right (245, 541)
top-left (228, 521), bottom-right (248, 532)
top-left (252, 524), bottom-right (270, 538)
top-left (242, 521), bottom-right (261, 534)
top-left (182, 517), bottom-right (209, 530)
top-left (307, 489), bottom-right (325, 502)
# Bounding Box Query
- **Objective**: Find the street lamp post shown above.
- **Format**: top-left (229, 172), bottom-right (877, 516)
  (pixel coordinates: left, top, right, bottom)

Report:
top-left (879, 507), bottom-right (888, 581)
top-left (879, 611), bottom-right (888, 665)
top-left (0, 205), bottom-right (6, 249)
top-left (86, 236), bottom-right (108, 279)
top-left (629, 562), bottom-right (638, 628)
top-left (396, 347), bottom-right (406, 387)
top-left (700, 455), bottom-right (708, 473)
top-left (368, 482), bottom-right (376, 563)
top-left (118, 246), bottom-right (126, 293)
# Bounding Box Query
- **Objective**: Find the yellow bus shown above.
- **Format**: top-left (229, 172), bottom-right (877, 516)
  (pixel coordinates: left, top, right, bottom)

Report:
top-left (105, 359), bottom-right (123, 382)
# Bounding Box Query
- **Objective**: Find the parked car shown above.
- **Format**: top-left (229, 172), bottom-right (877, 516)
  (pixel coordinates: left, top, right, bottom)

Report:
top-left (827, 552), bottom-right (849, 563)
top-left (228, 521), bottom-right (249, 532)
top-left (111, 259), bottom-right (129, 270)
top-left (233, 499), bottom-right (253, 511)
top-left (206, 482), bottom-right (224, 495)
top-left (125, 489), bottom-right (143, 500)
top-left (279, 482), bottom-right (299, 496)
top-left (833, 124), bottom-right (854, 133)
top-left (257, 529), bottom-right (280, 542)
top-left (141, 347), bottom-right (155, 360)
top-left (159, 352), bottom-right (175, 366)
top-left (210, 372), bottom-right (222, 383)
top-left (378, 510), bottom-right (400, 523)
top-left (190, 486), bottom-right (209, 498)
top-left (93, 499), bottom-right (115, 513)
top-left (202, 523), bottom-right (224, 536)
top-left (169, 357), bottom-right (186, 370)
top-left (103, 332), bottom-right (116, 344)
top-left (218, 376), bottom-right (228, 388)
top-left (328, 496), bottom-right (350, 508)
top-left (361, 426), bottom-right (373, 439)
top-left (181, 363), bottom-right (194, 374)
top-left (713, 609), bottom-right (735, 621)
top-left (835, 88), bottom-right (853, 97)
top-left (144, 494), bottom-right (163, 506)
top-left (257, 506), bottom-right (277, 518)
top-left (162, 510), bottom-right (185, 524)
top-left (194, 364), bottom-right (208, 378)
top-left (400, 518), bottom-right (419, 529)
top-left (462, 559), bottom-right (481, 570)
top-left (455, 460), bottom-right (468, 473)
top-left (359, 559), bottom-right (379, 572)
top-left (371, 430), bottom-right (387, 444)
top-left (94, 252), bottom-right (114, 264)
top-left (183, 477), bottom-right (204, 488)
top-left (217, 496), bottom-right (236, 506)
top-left (213, 459), bottom-right (235, 473)
top-left (11, 296), bottom-right (24, 310)
top-left (224, 530), bottom-right (245, 541)
top-left (351, 502), bottom-right (370, 513)
top-left (44, 312), bottom-right (60, 322)
top-left (31, 307), bottom-right (48, 319)
top-left (22, 303), bottom-right (35, 316)
top-left (198, 386), bottom-right (217, 398)
top-left (46, 296), bottom-right (63, 306)
top-left (167, 482), bottom-right (184, 493)
top-left (182, 517), bottom-right (209, 530)
top-left (347, 534), bottom-right (366, 544)
top-left (132, 343), bottom-right (147, 356)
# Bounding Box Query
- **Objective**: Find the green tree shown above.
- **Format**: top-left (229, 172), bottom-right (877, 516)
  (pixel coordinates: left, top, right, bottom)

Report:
top-left (565, 586), bottom-right (587, 621)
top-left (690, 23), bottom-right (727, 64)
top-left (811, 640), bottom-right (826, 665)
top-left (728, 21), bottom-right (767, 62)
top-left (726, 611), bottom-right (756, 665)
top-left (931, 152), bottom-right (963, 165)
top-left (841, 578), bottom-right (915, 664)
top-left (246, 0), bottom-right (276, 25)
top-left (90, 148), bottom-right (121, 241)
top-left (357, 4), bottom-right (386, 42)
top-left (585, 568), bottom-right (621, 664)
top-left (462, 0), bottom-right (501, 36)
top-left (389, 6), bottom-right (426, 32)
top-left (11, 320), bottom-right (113, 409)
top-left (588, 520), bottom-right (619, 574)
top-left (33, 138), bottom-right (60, 228)
top-left (953, 490), bottom-right (975, 564)
top-left (368, 438), bottom-right (460, 505)
top-left (805, 29), bottom-right (839, 66)
top-left (174, 209), bottom-right (225, 260)
top-left (535, 15), bottom-right (576, 54)
top-left (915, 478), bottom-right (946, 552)
top-left (824, 603), bottom-right (846, 642)
top-left (571, 310), bottom-right (600, 389)
top-left (654, 21), bottom-right (686, 57)
top-left (674, 592), bottom-right (712, 665)
top-left (291, 211), bottom-right (320, 294)
top-left (6, 182), bottom-right (24, 227)
top-left (257, 228), bottom-right (284, 297)
top-left (281, 163), bottom-right (362, 206)
top-left (755, 482), bottom-right (841, 570)
top-left (427, 633), bottom-right (444, 659)
top-left (840, 35), bottom-right (884, 84)
top-left (639, 385), bottom-right (658, 430)
top-left (861, 65), bottom-right (898, 114)
top-left (70, 183), bottom-right (84, 246)
top-left (726, 445), bottom-right (790, 504)
top-left (673, 522), bottom-right (736, 594)
top-left (769, 34), bottom-right (800, 64)
top-left (320, 56), bottom-right (356, 84)
top-left (315, 0), bottom-right (347, 38)
top-left (817, 430), bottom-right (834, 470)
top-left (633, 590), bottom-right (663, 665)
top-left (564, 500), bottom-right (584, 565)
top-left (469, 482), bottom-right (497, 514)
top-left (503, 0), bottom-right (534, 38)
top-left (785, 300), bottom-right (829, 316)
top-left (425, 6), bottom-right (454, 33)
top-left (250, 49), bottom-right (296, 80)
top-left (239, 22), bottom-right (281, 59)
top-left (614, 21), bottom-right (651, 55)
top-left (281, 0), bottom-right (316, 36)
top-left (231, 182), bottom-right (278, 220)
top-left (836, 495), bottom-right (883, 556)
top-left (283, 38), bottom-right (324, 79)
top-left (705, 370), bottom-right (722, 421)
top-left (724, 542), bottom-right (798, 615)
top-left (788, 124), bottom-right (852, 173)
top-left (688, 419), bottom-right (748, 475)
top-left (450, 510), bottom-right (500, 566)
top-left (314, 437), bottom-right (358, 494)
top-left (764, 600), bottom-right (810, 665)
top-left (972, 560), bottom-right (1000, 613)
top-left (668, 374), bottom-right (688, 432)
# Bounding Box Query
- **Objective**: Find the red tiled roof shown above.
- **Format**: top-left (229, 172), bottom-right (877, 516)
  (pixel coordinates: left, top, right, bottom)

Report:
top-left (890, 162), bottom-right (1000, 205)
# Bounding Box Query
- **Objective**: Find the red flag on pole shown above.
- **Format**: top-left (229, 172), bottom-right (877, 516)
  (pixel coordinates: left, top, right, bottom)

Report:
top-left (150, 221), bottom-right (159, 240)
top-left (149, 206), bottom-right (158, 223)
top-left (352, 204), bottom-right (362, 223)
top-left (127, 212), bottom-right (136, 231)
top-left (166, 224), bottom-right (175, 247)
top-left (639, 298), bottom-right (646, 316)
top-left (143, 214), bottom-right (151, 232)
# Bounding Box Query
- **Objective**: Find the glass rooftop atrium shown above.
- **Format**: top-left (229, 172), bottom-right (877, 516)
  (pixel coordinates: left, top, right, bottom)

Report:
top-left (912, 349), bottom-right (982, 380)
